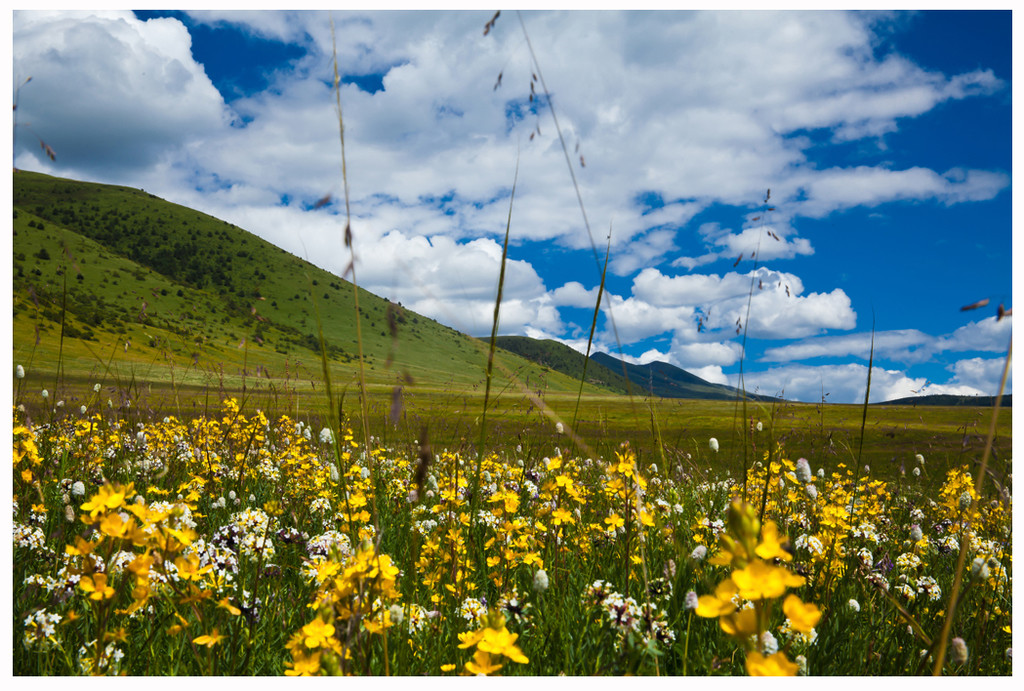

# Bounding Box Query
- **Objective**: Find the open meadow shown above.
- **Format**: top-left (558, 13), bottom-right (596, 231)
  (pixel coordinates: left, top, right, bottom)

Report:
top-left (12, 367), bottom-right (1013, 675)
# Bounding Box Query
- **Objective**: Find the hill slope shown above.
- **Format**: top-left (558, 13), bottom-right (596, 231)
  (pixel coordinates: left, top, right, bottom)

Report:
top-left (12, 170), bottom-right (611, 400)
top-left (590, 351), bottom-right (776, 401)
top-left (491, 336), bottom-right (631, 394)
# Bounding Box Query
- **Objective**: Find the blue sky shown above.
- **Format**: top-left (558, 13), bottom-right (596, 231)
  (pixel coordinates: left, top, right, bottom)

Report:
top-left (11, 8), bottom-right (1014, 403)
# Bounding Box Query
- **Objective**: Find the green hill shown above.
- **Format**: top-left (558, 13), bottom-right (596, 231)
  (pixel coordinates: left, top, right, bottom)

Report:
top-left (491, 336), bottom-right (631, 394)
top-left (12, 170), bottom-right (610, 404)
top-left (590, 351), bottom-right (776, 401)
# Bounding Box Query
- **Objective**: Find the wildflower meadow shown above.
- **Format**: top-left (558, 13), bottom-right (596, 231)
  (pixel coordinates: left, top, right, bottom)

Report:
top-left (12, 392), bottom-right (1012, 675)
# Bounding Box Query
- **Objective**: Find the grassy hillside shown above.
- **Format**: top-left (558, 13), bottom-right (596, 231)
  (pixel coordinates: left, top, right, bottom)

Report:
top-left (12, 170), bottom-right (612, 407)
top-left (491, 336), bottom-right (631, 394)
top-left (590, 351), bottom-right (776, 401)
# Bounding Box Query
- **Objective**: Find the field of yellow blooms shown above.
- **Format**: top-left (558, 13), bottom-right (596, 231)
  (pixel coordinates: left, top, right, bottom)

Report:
top-left (13, 399), bottom-right (1012, 675)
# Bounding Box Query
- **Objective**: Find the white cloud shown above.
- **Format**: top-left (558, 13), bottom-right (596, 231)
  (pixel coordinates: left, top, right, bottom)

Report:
top-left (761, 329), bottom-right (933, 363)
top-left (938, 316), bottom-right (1013, 353)
top-left (791, 166), bottom-right (1009, 218)
top-left (551, 281), bottom-right (601, 309)
top-left (14, 11), bottom-right (230, 177)
top-left (939, 357), bottom-right (1011, 396)
top-left (733, 363), bottom-right (922, 403)
top-left (733, 354), bottom-right (1011, 404)
top-left (629, 266), bottom-right (856, 340)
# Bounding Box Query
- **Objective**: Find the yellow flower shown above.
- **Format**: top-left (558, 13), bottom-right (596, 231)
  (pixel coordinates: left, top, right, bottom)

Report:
top-left (217, 597), bottom-right (242, 616)
top-left (696, 579), bottom-right (739, 618)
top-left (731, 560), bottom-right (804, 600)
top-left (302, 618), bottom-right (336, 649)
top-left (477, 627), bottom-right (529, 664)
top-left (79, 573), bottom-right (115, 600)
top-left (465, 649), bottom-right (503, 676)
top-left (782, 594), bottom-right (821, 633)
top-left (551, 508), bottom-right (574, 526)
top-left (604, 513), bottom-right (625, 532)
top-left (755, 521), bottom-right (791, 562)
top-left (193, 628), bottom-right (227, 648)
top-left (746, 650), bottom-right (799, 676)
top-left (99, 512), bottom-right (134, 539)
top-left (285, 651), bottom-right (321, 676)
top-left (174, 553), bottom-right (213, 581)
top-left (80, 483), bottom-right (133, 518)
top-left (440, 663), bottom-right (456, 673)
top-left (720, 606), bottom-right (759, 639)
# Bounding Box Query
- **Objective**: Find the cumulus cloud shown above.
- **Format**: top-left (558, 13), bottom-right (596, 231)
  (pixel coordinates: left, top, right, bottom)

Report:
top-left (14, 11), bottom-right (230, 177)
top-left (733, 363), bottom-right (923, 403)
top-left (761, 329), bottom-right (933, 363)
top-left (792, 166), bottom-right (1010, 218)
top-left (673, 221), bottom-right (814, 269)
top-left (762, 318), bottom-right (1011, 365)
top-left (629, 266), bottom-right (856, 339)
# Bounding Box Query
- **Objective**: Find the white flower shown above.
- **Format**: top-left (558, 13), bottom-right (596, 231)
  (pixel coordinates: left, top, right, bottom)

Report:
top-left (689, 545), bottom-right (707, 562)
top-left (795, 654), bottom-right (807, 675)
top-left (848, 599), bottom-right (860, 613)
top-left (951, 637), bottom-right (969, 665)
top-left (329, 464), bottom-right (339, 483)
top-left (533, 569), bottom-right (549, 593)
top-left (805, 484), bottom-right (818, 501)
top-left (759, 631), bottom-right (779, 655)
top-left (912, 466), bottom-right (921, 477)
top-left (684, 591), bottom-right (699, 610)
top-left (915, 453), bottom-right (925, 466)
top-left (555, 422), bottom-right (564, 435)
top-left (817, 468), bottom-right (825, 479)
top-left (360, 466), bottom-right (370, 480)
top-left (80, 406), bottom-right (87, 415)
top-left (71, 481), bottom-right (86, 497)
top-left (16, 365), bottom-right (25, 379)
top-left (389, 604), bottom-right (404, 626)
top-left (971, 556), bottom-right (990, 581)
top-left (796, 458), bottom-right (812, 483)
top-left (56, 400), bottom-right (64, 408)
top-left (319, 427), bottom-right (333, 444)
top-left (756, 421), bottom-right (763, 432)
top-left (93, 383), bottom-right (101, 393)
top-left (708, 437), bottom-right (719, 452)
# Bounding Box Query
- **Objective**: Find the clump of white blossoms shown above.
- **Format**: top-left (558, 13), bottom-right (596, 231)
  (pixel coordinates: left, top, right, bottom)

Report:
top-left (796, 458), bottom-right (813, 484)
top-left (951, 637), bottom-right (969, 665)
top-left (533, 568), bottom-right (549, 593)
top-left (708, 437), bottom-right (719, 452)
top-left (16, 365), bottom-right (25, 379)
